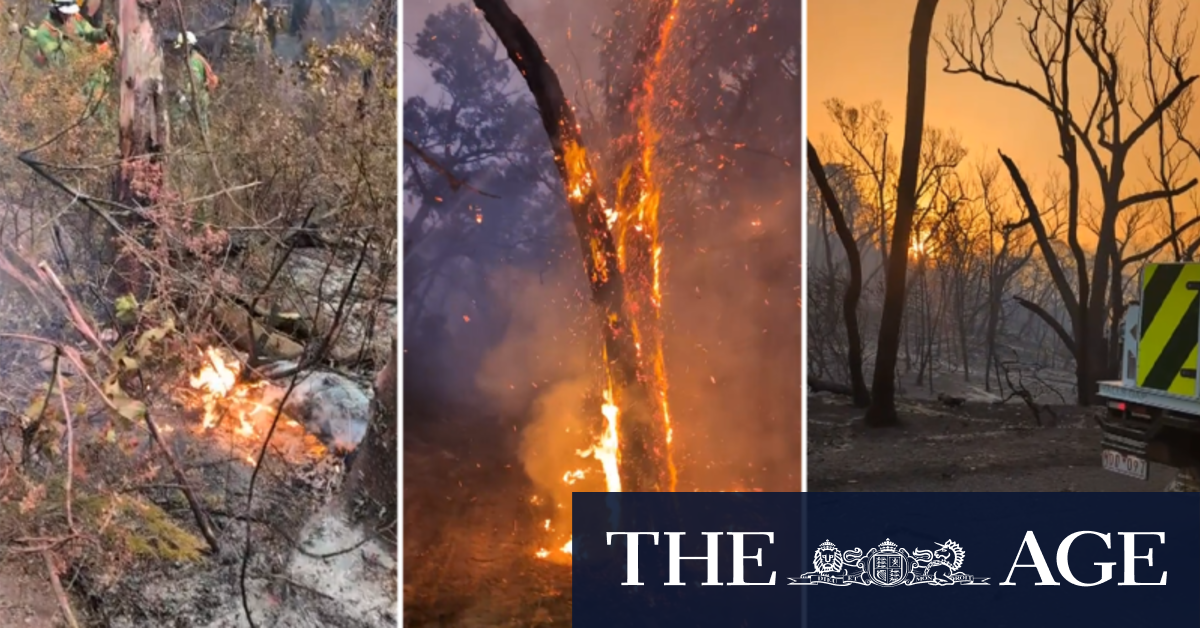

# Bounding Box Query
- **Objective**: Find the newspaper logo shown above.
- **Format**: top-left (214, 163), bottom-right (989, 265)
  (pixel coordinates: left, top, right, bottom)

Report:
top-left (789, 538), bottom-right (990, 586)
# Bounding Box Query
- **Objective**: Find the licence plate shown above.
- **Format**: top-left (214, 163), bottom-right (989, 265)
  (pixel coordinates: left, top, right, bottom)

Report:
top-left (1102, 449), bottom-right (1148, 481)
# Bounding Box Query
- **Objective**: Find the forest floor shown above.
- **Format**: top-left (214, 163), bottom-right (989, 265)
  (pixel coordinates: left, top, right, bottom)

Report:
top-left (0, 556), bottom-right (61, 627)
top-left (403, 404), bottom-right (572, 628)
top-left (806, 392), bottom-right (1173, 492)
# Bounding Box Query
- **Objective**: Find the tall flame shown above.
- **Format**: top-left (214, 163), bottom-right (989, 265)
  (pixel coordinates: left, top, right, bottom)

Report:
top-left (538, 0), bottom-right (683, 562)
top-left (612, 0), bottom-right (681, 490)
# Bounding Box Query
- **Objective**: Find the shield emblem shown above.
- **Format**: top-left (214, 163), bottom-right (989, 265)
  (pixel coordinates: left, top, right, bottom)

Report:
top-left (871, 553), bottom-right (906, 586)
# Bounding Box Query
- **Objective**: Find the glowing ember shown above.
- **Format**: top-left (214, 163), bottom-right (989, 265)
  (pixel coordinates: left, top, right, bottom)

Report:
top-left (562, 469), bottom-right (587, 485)
top-left (562, 540), bottom-right (572, 554)
top-left (535, 548), bottom-right (550, 559)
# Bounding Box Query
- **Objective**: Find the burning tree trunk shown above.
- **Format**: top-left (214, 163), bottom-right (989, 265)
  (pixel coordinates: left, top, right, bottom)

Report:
top-left (472, 0), bottom-right (674, 492)
top-left (344, 337), bottom-right (397, 543)
top-left (864, 0), bottom-right (939, 428)
top-left (600, 0), bottom-right (681, 491)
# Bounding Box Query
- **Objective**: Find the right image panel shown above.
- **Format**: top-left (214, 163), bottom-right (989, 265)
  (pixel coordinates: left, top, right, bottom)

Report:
top-left (806, 0), bottom-right (1194, 493)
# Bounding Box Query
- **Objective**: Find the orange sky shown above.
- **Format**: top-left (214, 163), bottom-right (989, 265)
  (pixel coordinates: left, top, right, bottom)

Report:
top-left (808, 0), bottom-right (1068, 179)
top-left (807, 0), bottom-right (1200, 225)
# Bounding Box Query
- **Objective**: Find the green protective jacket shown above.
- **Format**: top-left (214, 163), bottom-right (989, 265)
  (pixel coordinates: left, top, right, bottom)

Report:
top-left (64, 14), bottom-right (107, 47)
top-left (23, 14), bottom-right (107, 66)
top-left (187, 51), bottom-right (218, 95)
top-left (22, 19), bottom-right (68, 67)
top-left (183, 50), bottom-right (217, 131)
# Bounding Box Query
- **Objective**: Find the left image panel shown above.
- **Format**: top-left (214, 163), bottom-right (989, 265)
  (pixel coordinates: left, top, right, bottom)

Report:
top-left (0, 1), bottom-right (398, 626)
top-left (402, 0), bottom-right (802, 623)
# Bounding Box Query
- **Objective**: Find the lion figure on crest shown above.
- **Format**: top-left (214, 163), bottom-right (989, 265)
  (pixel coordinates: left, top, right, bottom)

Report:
top-left (804, 540), bottom-right (865, 581)
top-left (912, 540), bottom-right (965, 585)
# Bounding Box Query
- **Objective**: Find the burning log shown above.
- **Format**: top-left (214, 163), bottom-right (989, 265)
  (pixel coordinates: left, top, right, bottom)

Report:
top-left (472, 0), bottom-right (677, 492)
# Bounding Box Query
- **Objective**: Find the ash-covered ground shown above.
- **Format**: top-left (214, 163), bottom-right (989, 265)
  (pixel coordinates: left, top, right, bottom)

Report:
top-left (807, 387), bottom-right (1171, 493)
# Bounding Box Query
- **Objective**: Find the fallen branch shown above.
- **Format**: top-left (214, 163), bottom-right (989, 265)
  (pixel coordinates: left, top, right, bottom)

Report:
top-left (53, 359), bottom-right (76, 534)
top-left (998, 358), bottom-right (1043, 426)
top-left (35, 262), bottom-right (107, 355)
top-left (137, 374), bottom-right (221, 554)
top-left (43, 550), bottom-right (80, 628)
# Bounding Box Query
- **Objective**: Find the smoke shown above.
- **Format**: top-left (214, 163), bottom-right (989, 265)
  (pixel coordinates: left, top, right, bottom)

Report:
top-left (475, 266), bottom-right (603, 560)
top-left (659, 175), bottom-right (802, 492)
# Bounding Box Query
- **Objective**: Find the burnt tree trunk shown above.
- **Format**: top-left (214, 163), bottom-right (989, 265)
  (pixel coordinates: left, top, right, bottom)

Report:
top-left (864, 0), bottom-right (939, 427)
top-left (473, 0), bottom-right (672, 491)
top-left (112, 0), bottom-right (168, 295)
top-left (344, 337), bottom-right (398, 546)
top-left (807, 141), bottom-right (869, 407)
top-left (290, 0), bottom-right (312, 35)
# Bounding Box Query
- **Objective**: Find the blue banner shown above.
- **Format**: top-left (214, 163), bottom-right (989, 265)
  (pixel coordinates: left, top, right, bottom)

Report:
top-left (572, 492), bottom-right (1200, 627)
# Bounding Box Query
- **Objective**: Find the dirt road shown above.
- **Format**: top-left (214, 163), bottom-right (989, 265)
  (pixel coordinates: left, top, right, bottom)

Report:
top-left (806, 394), bottom-right (1173, 492)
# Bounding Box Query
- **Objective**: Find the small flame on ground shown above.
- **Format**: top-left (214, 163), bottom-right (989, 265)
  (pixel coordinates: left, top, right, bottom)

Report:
top-left (186, 347), bottom-right (328, 464)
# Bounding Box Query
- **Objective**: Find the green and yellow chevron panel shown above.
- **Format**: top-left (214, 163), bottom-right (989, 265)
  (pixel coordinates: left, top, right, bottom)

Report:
top-left (1138, 262), bottom-right (1200, 396)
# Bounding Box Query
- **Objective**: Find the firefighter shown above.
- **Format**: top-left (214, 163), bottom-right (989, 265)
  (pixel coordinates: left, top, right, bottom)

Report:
top-left (21, 0), bottom-right (80, 67)
top-left (22, 0), bottom-right (111, 117)
top-left (175, 31), bottom-right (219, 134)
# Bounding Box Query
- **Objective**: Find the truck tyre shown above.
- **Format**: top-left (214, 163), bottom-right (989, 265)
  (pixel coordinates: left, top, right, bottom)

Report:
top-left (1164, 468), bottom-right (1200, 492)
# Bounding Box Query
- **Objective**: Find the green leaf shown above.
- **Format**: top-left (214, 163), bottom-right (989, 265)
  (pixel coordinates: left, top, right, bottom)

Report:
top-left (114, 294), bottom-right (139, 325)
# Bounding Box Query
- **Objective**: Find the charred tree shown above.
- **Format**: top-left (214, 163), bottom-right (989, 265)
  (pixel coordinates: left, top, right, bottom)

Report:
top-left (807, 141), bottom-right (869, 407)
top-left (944, 0), bottom-right (1199, 404)
top-left (85, 0), bottom-right (105, 27)
top-left (472, 0), bottom-right (673, 492)
top-left (864, 0), bottom-right (939, 427)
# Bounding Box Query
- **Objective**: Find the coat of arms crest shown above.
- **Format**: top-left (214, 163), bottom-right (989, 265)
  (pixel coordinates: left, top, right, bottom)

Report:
top-left (789, 538), bottom-right (989, 586)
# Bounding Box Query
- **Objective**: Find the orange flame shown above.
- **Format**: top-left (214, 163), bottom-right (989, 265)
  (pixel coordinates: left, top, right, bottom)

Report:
top-left (188, 348), bottom-right (272, 440)
top-left (539, 0), bottom-right (684, 562)
top-left (612, 0), bottom-right (681, 490)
